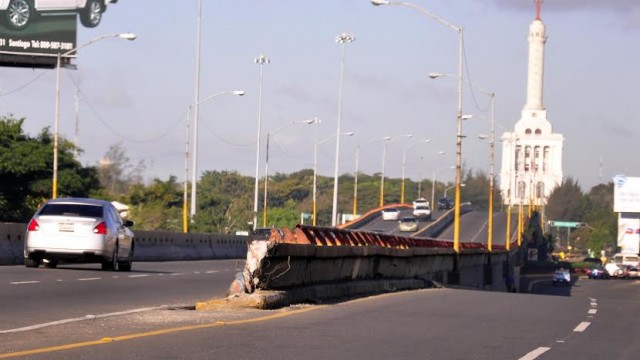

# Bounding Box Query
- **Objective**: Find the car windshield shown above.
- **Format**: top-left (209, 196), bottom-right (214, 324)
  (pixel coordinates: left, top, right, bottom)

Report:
top-left (39, 204), bottom-right (103, 218)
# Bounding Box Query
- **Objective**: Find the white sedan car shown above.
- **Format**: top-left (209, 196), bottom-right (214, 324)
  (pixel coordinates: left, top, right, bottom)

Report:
top-left (381, 208), bottom-right (400, 221)
top-left (24, 197), bottom-right (135, 271)
top-left (0, 0), bottom-right (117, 30)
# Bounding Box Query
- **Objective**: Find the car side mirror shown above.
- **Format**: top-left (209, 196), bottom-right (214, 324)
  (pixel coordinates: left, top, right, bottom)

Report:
top-left (124, 220), bottom-right (135, 228)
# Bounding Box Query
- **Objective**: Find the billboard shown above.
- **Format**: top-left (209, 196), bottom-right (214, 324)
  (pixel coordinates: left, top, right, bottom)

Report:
top-left (0, 1), bottom-right (119, 68)
top-left (618, 212), bottom-right (640, 255)
top-left (613, 175), bottom-right (640, 213)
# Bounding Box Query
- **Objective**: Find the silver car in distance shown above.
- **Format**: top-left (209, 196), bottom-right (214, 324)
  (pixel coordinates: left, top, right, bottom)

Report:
top-left (24, 197), bottom-right (134, 271)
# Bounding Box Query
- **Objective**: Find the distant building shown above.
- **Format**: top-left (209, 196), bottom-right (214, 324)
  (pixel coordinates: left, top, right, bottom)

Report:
top-left (499, 0), bottom-right (564, 206)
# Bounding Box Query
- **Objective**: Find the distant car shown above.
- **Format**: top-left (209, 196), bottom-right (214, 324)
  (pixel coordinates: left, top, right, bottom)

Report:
top-left (552, 269), bottom-right (571, 286)
top-left (24, 197), bottom-right (134, 271)
top-left (437, 198), bottom-right (454, 210)
top-left (398, 217), bottom-right (418, 232)
top-left (412, 198), bottom-right (431, 219)
top-left (0, 0), bottom-right (117, 31)
top-left (587, 266), bottom-right (609, 279)
top-left (381, 208), bottom-right (400, 221)
top-left (626, 267), bottom-right (640, 279)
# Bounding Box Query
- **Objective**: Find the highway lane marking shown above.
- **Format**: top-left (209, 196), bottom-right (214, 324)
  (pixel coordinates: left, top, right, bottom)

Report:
top-left (573, 322), bottom-right (590, 332)
top-left (519, 347), bottom-right (550, 360)
top-left (0, 305), bottom-right (326, 359)
top-left (169, 273), bottom-right (185, 276)
top-left (588, 309), bottom-right (597, 314)
top-left (10, 281), bottom-right (40, 285)
top-left (205, 270), bottom-right (220, 274)
top-left (77, 277), bottom-right (101, 281)
top-left (128, 275), bottom-right (149, 278)
top-left (0, 306), bottom-right (167, 334)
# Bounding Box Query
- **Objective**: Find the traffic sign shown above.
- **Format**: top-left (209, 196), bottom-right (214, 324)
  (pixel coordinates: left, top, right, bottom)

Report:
top-left (548, 221), bottom-right (584, 228)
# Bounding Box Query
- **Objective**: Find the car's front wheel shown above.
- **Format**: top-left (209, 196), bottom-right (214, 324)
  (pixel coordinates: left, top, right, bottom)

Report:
top-left (4, 0), bottom-right (32, 31)
top-left (79, 0), bottom-right (103, 28)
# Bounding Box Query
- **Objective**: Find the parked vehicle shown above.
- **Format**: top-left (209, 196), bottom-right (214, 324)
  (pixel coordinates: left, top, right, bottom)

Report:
top-left (24, 198), bottom-right (134, 271)
top-left (381, 208), bottom-right (400, 221)
top-left (552, 269), bottom-right (571, 286)
top-left (587, 266), bottom-right (609, 279)
top-left (0, 0), bottom-right (117, 30)
top-left (398, 217), bottom-right (418, 232)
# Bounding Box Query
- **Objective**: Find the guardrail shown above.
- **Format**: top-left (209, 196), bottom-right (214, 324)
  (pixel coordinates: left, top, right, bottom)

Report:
top-left (0, 222), bottom-right (247, 265)
top-left (222, 224), bottom-right (512, 308)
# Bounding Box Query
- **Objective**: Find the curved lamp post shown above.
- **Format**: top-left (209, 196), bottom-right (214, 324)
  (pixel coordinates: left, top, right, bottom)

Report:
top-left (53, 32), bottom-right (136, 199)
top-left (188, 90), bottom-right (245, 224)
top-left (401, 139), bottom-right (430, 204)
top-left (380, 134), bottom-right (412, 207)
top-left (353, 136), bottom-right (390, 216)
top-left (373, 0), bottom-right (465, 253)
top-left (263, 117), bottom-right (320, 227)
top-left (252, 54), bottom-right (270, 231)
top-left (314, 132), bottom-right (354, 226)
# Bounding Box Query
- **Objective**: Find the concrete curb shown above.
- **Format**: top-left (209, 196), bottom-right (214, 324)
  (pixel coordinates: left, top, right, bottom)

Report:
top-left (196, 278), bottom-right (443, 310)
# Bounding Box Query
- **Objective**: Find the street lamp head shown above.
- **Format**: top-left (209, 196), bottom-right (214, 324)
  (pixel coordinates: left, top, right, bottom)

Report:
top-left (232, 90), bottom-right (246, 96)
top-left (438, 150), bottom-right (446, 155)
top-left (382, 136), bottom-right (392, 141)
top-left (478, 134), bottom-right (489, 140)
top-left (371, 0), bottom-right (390, 5)
top-left (428, 72), bottom-right (445, 79)
top-left (343, 132), bottom-right (355, 136)
top-left (254, 54), bottom-right (270, 65)
top-left (461, 114), bottom-right (473, 121)
top-left (118, 33), bottom-right (137, 41)
top-left (335, 33), bottom-right (355, 44)
top-left (303, 117), bottom-right (321, 124)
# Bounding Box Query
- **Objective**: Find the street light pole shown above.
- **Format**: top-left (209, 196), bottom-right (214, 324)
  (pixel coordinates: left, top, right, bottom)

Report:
top-left (380, 134), bottom-right (412, 207)
top-left (253, 54), bottom-right (270, 231)
top-left (189, 90), bottom-right (246, 221)
top-left (331, 33), bottom-right (355, 227)
top-left (263, 118), bottom-right (320, 227)
top-left (371, 0), bottom-right (464, 253)
top-left (401, 139), bottom-right (430, 204)
top-left (52, 32), bottom-right (136, 199)
top-left (315, 132), bottom-right (354, 226)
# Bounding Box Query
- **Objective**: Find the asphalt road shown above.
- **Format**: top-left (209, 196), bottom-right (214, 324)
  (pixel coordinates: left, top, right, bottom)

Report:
top-left (2, 275), bottom-right (639, 359)
top-left (0, 260), bottom-right (243, 332)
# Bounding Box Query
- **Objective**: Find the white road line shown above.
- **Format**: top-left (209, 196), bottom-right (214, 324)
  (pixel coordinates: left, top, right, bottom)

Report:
top-left (590, 302), bottom-right (597, 307)
top-left (588, 309), bottom-right (597, 314)
top-left (128, 274), bottom-right (149, 278)
top-left (170, 273), bottom-right (185, 276)
top-left (0, 306), bottom-right (166, 334)
top-left (10, 281), bottom-right (40, 285)
top-left (519, 347), bottom-right (551, 360)
top-left (573, 322), bottom-right (591, 332)
top-left (77, 277), bottom-right (101, 281)
top-left (205, 270), bottom-right (219, 274)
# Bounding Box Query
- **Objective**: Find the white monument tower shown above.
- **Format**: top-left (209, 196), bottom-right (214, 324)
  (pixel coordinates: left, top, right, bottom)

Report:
top-left (499, 0), bottom-right (564, 207)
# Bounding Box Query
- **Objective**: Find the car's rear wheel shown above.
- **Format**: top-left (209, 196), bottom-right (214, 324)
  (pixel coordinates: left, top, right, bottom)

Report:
top-left (101, 246), bottom-right (119, 271)
top-left (79, 0), bottom-right (103, 28)
top-left (4, 0), bottom-right (32, 31)
top-left (24, 257), bottom-right (40, 268)
top-left (118, 245), bottom-right (133, 272)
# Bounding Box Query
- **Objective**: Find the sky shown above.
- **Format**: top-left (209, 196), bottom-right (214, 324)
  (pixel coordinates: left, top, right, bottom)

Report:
top-left (1, 0), bottom-right (639, 192)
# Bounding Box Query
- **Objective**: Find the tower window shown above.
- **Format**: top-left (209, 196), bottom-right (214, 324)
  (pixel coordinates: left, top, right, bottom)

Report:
top-left (535, 129), bottom-right (541, 135)
top-left (525, 129), bottom-right (532, 135)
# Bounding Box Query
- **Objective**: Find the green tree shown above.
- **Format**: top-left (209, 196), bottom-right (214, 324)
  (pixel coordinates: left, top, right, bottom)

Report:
top-left (0, 115), bottom-right (100, 222)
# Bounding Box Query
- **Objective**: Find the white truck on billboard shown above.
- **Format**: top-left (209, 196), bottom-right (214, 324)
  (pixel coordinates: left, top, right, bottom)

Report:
top-left (0, 0), bottom-right (117, 30)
